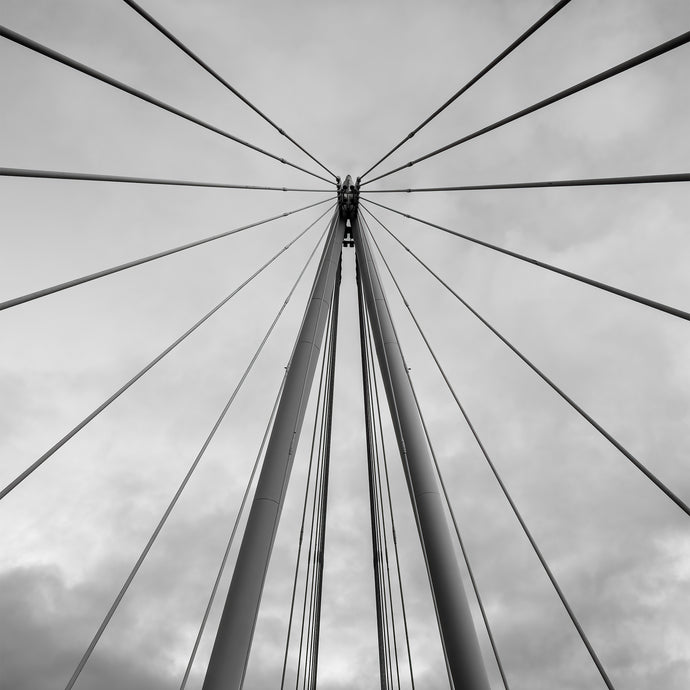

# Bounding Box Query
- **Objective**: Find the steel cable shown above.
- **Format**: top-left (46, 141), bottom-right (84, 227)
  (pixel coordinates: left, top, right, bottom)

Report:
top-left (0, 24), bottom-right (332, 184)
top-left (292, 282), bottom-right (338, 690)
top-left (280, 302), bottom-right (334, 690)
top-left (63, 219), bottom-right (330, 690)
top-left (362, 199), bottom-right (690, 322)
top-left (0, 205), bottom-right (334, 502)
top-left (357, 269), bottom-right (392, 690)
top-left (121, 0), bottom-right (336, 179)
top-left (356, 220), bottom-right (455, 687)
top-left (0, 166), bottom-right (333, 192)
top-left (362, 206), bottom-right (690, 519)
top-left (360, 0), bottom-right (573, 179)
top-left (0, 197), bottom-right (334, 312)
top-left (365, 218), bottom-right (620, 689)
top-left (362, 171), bottom-right (690, 194)
top-left (179, 371), bottom-right (288, 690)
top-left (363, 308), bottom-right (403, 690)
top-left (360, 214), bottom-right (509, 689)
top-left (364, 316), bottom-right (417, 690)
top-left (307, 261), bottom-right (340, 690)
top-left (363, 30), bottom-right (690, 185)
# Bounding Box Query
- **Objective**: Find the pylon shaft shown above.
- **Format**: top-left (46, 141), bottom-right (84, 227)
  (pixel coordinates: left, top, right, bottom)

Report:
top-left (354, 216), bottom-right (491, 690)
top-left (202, 212), bottom-right (345, 690)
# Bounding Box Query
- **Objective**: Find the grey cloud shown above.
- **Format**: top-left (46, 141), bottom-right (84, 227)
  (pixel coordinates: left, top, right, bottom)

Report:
top-left (2, 0), bottom-right (690, 688)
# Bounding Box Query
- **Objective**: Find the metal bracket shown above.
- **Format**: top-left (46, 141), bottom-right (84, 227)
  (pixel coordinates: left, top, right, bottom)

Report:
top-left (337, 174), bottom-right (360, 246)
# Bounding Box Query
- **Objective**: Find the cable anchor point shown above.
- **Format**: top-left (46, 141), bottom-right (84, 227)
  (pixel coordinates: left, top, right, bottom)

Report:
top-left (337, 174), bottom-right (360, 247)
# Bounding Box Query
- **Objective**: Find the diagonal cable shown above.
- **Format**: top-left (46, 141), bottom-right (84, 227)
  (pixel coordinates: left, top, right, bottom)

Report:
top-left (121, 0), bottom-right (336, 179)
top-left (0, 205), bottom-right (333, 502)
top-left (362, 205), bottom-right (690, 518)
top-left (294, 334), bottom-right (332, 690)
top-left (362, 30), bottom-right (690, 185)
top-left (362, 199), bottom-right (690, 322)
top-left (281, 292), bottom-right (334, 690)
top-left (0, 197), bottom-right (333, 312)
top-left (179, 371), bottom-right (287, 690)
top-left (357, 274), bottom-right (393, 690)
top-left (363, 307), bottom-right (403, 690)
top-left (360, 0), bottom-right (573, 179)
top-left (306, 262), bottom-right (340, 690)
top-left (409, 373), bottom-right (511, 690)
top-left (0, 166), bottom-right (332, 192)
top-left (360, 214), bottom-right (508, 689)
top-left (356, 224), bottom-right (455, 687)
top-left (0, 24), bottom-right (332, 184)
top-left (62, 214), bottom-right (330, 690)
top-left (365, 326), bottom-right (416, 690)
top-left (362, 171), bottom-right (690, 193)
top-left (365, 219), bottom-right (619, 688)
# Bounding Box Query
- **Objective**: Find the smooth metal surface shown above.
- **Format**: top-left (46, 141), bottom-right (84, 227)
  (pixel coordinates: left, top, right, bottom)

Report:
top-left (367, 221), bottom-right (615, 689)
top-left (0, 166), bottom-right (333, 191)
top-left (202, 213), bottom-right (345, 690)
top-left (354, 217), bottom-right (491, 690)
top-left (361, 171), bottom-right (690, 193)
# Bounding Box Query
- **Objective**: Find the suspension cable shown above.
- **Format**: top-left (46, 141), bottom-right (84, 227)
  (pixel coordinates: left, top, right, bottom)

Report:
top-left (360, 0), bottom-right (573, 179)
top-left (356, 224), bottom-right (454, 688)
top-left (362, 171), bottom-right (690, 193)
top-left (294, 293), bottom-right (335, 690)
top-left (0, 197), bottom-right (334, 312)
top-left (362, 199), bottom-right (690, 322)
top-left (280, 300), bottom-right (334, 690)
top-left (307, 259), bottom-right (340, 690)
top-left (180, 371), bottom-right (287, 690)
top-left (0, 206), bottom-right (333, 502)
top-left (364, 301), bottom-right (416, 690)
top-left (365, 220), bottom-right (619, 689)
top-left (0, 24), bottom-right (332, 184)
top-left (0, 166), bottom-right (333, 192)
top-left (295, 271), bottom-right (340, 690)
top-left (120, 0), bottom-right (336, 180)
top-left (357, 268), bottom-right (392, 690)
top-left (63, 221), bottom-right (330, 690)
top-left (410, 370), bottom-right (510, 690)
top-left (369, 366), bottom-right (395, 690)
top-left (359, 214), bottom-right (508, 689)
top-left (361, 206), bottom-right (690, 518)
top-left (306, 332), bottom-right (335, 690)
top-left (364, 304), bottom-right (403, 690)
top-left (362, 30), bottom-right (690, 185)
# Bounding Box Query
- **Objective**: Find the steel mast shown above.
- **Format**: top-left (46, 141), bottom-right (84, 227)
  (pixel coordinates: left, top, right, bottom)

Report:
top-left (354, 208), bottom-right (491, 690)
top-left (202, 211), bottom-right (345, 690)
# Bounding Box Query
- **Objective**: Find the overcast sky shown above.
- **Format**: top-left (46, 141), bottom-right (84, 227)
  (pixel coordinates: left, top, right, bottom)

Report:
top-left (1, 0), bottom-right (690, 689)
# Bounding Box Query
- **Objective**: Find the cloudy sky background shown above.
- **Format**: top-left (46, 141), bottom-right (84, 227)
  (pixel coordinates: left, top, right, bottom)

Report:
top-left (1, 0), bottom-right (689, 688)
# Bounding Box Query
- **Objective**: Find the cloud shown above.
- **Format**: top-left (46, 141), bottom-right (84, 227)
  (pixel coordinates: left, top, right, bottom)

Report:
top-left (2, 0), bottom-right (690, 688)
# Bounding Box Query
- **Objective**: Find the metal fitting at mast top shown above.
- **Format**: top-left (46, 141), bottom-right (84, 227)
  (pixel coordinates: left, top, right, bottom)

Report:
top-left (337, 174), bottom-right (360, 246)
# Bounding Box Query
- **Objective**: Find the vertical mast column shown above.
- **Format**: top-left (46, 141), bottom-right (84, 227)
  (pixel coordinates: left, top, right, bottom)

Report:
top-left (354, 216), bottom-right (491, 690)
top-left (203, 212), bottom-right (345, 690)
